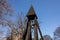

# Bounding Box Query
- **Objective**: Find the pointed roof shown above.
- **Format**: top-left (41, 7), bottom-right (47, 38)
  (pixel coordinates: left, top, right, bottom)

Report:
top-left (27, 5), bottom-right (37, 19)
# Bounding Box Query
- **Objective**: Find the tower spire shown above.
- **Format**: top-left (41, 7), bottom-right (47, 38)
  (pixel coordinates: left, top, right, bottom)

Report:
top-left (27, 5), bottom-right (37, 20)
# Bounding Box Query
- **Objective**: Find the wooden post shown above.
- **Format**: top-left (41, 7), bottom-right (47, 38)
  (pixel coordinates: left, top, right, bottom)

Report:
top-left (25, 22), bottom-right (32, 40)
top-left (34, 25), bottom-right (38, 40)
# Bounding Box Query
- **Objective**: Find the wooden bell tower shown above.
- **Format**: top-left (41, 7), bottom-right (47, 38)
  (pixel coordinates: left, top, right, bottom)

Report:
top-left (26, 5), bottom-right (38, 40)
top-left (23, 5), bottom-right (44, 40)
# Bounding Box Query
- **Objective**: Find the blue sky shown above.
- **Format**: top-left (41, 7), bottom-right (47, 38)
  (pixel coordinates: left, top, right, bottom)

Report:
top-left (0, 0), bottom-right (60, 38)
top-left (8, 0), bottom-right (60, 37)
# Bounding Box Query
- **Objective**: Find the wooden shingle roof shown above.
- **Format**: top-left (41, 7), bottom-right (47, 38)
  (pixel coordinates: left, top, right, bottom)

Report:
top-left (27, 5), bottom-right (37, 19)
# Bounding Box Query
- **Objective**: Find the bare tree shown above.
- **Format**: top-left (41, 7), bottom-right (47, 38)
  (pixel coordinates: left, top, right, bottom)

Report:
top-left (0, 0), bottom-right (14, 25)
top-left (54, 27), bottom-right (60, 40)
top-left (1, 37), bottom-right (7, 40)
top-left (16, 12), bottom-right (28, 31)
top-left (0, 30), bottom-right (3, 34)
top-left (7, 12), bottom-right (27, 40)
top-left (16, 12), bottom-right (23, 29)
top-left (42, 35), bottom-right (52, 40)
top-left (0, 0), bottom-right (14, 40)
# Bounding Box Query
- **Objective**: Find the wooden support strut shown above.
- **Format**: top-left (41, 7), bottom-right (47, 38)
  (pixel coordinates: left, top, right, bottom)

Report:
top-left (34, 18), bottom-right (38, 40)
top-left (37, 21), bottom-right (44, 40)
top-left (35, 18), bottom-right (44, 40)
top-left (25, 22), bottom-right (32, 40)
top-left (34, 25), bottom-right (38, 40)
